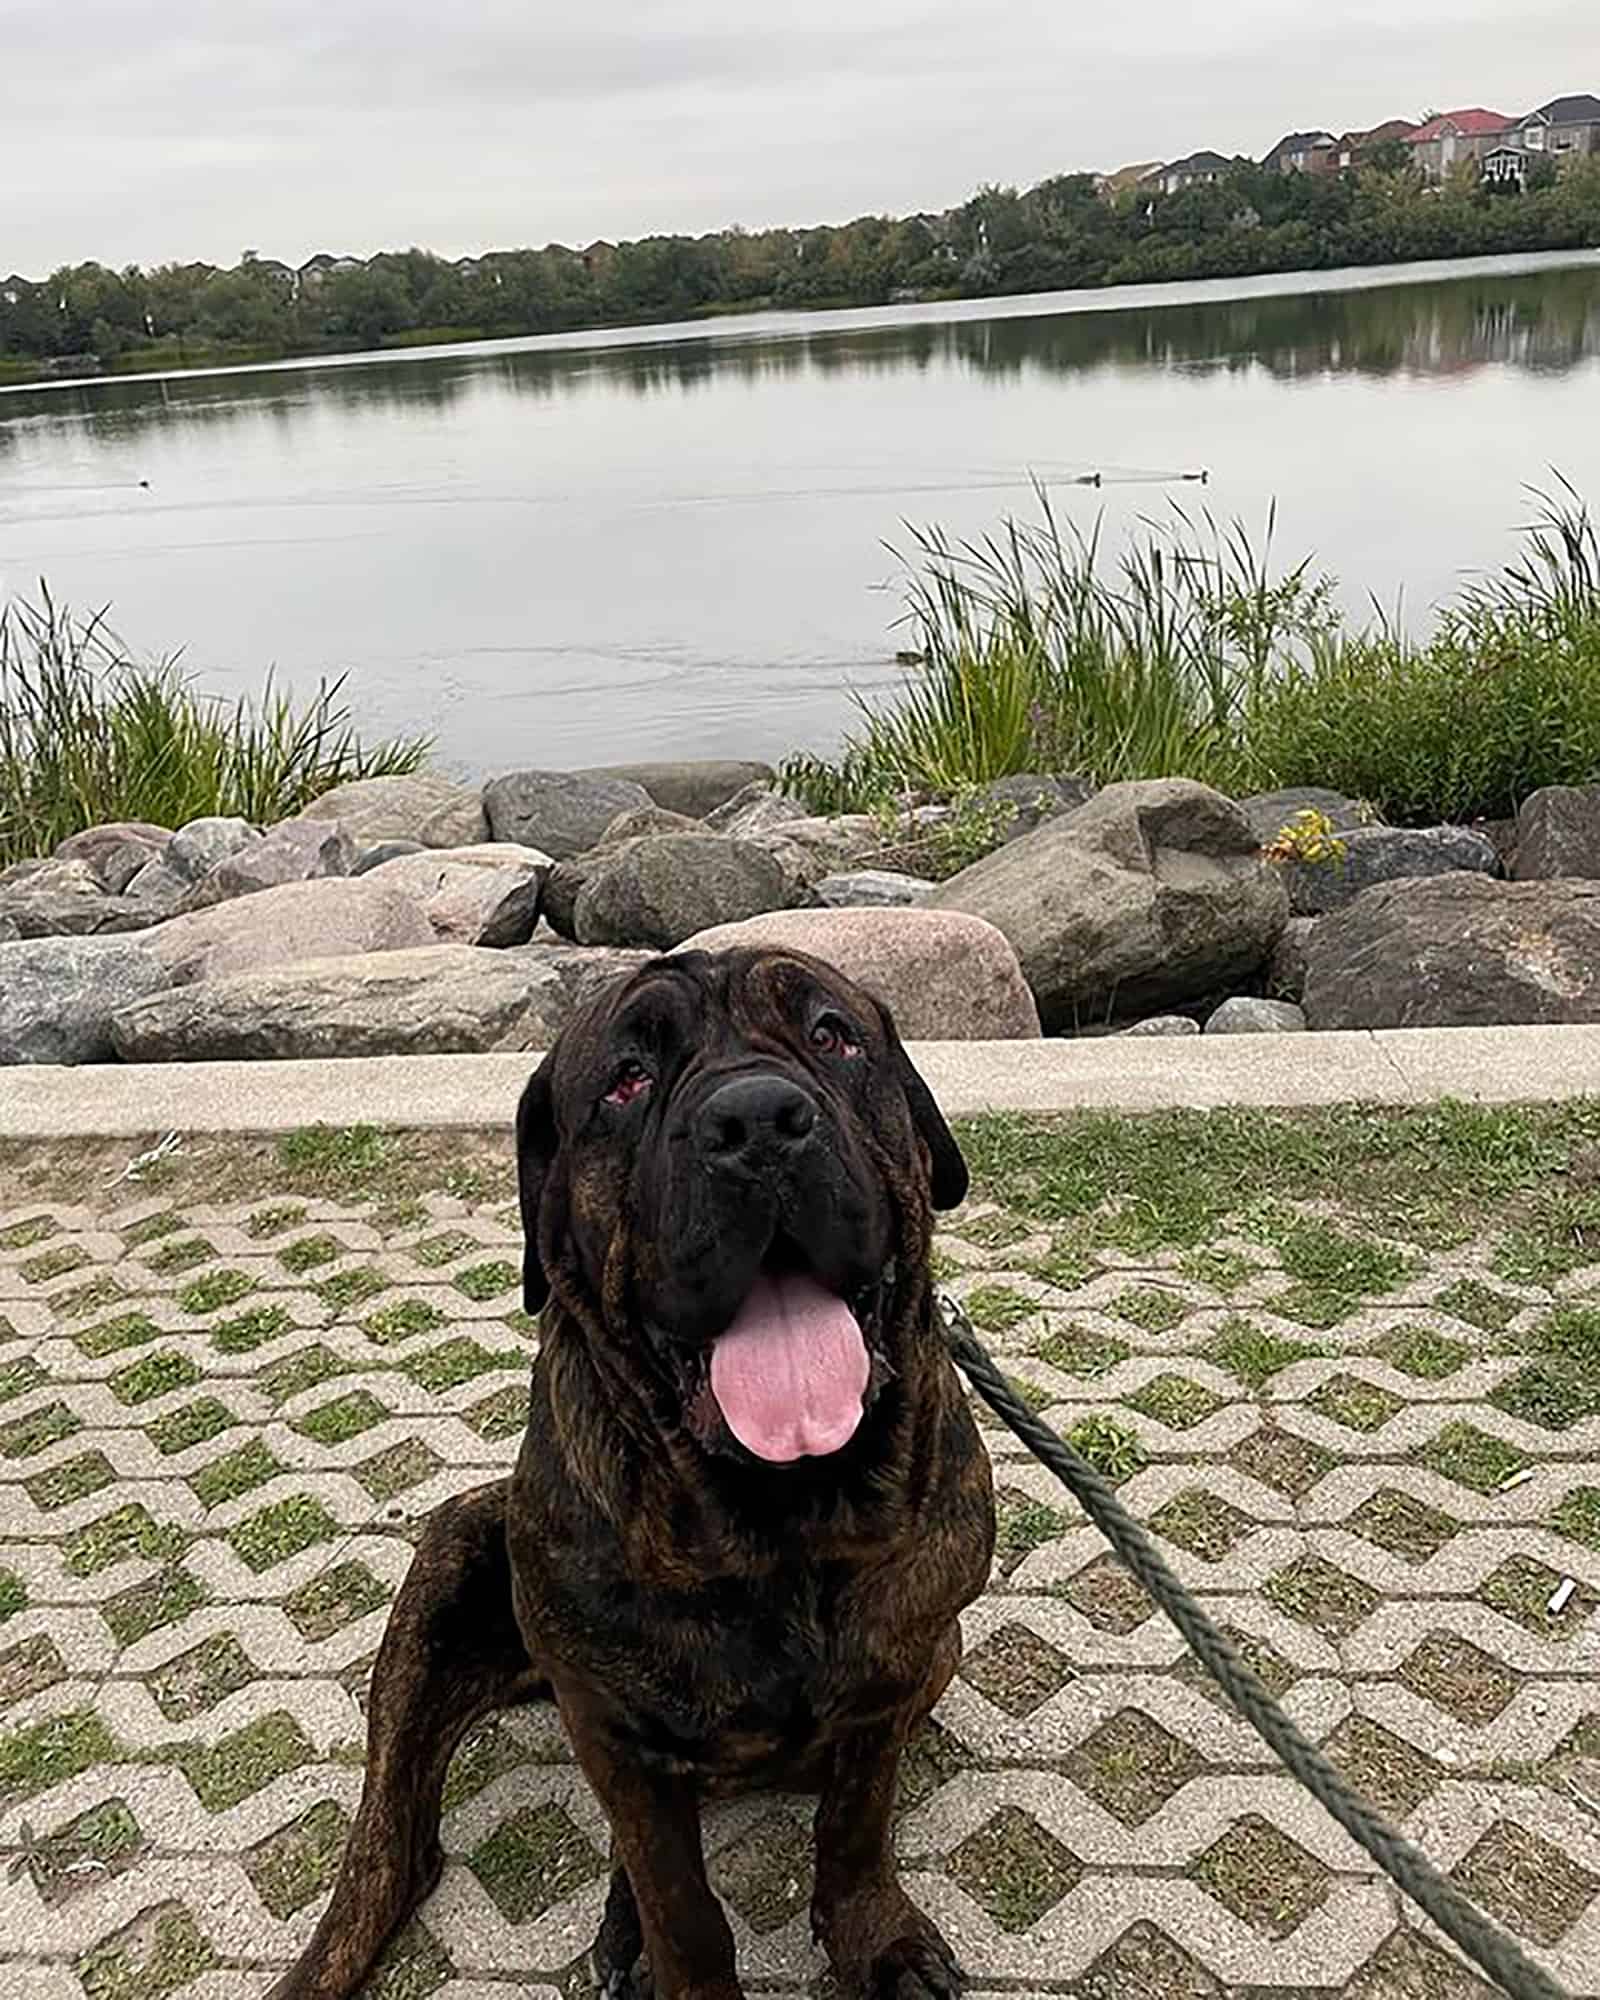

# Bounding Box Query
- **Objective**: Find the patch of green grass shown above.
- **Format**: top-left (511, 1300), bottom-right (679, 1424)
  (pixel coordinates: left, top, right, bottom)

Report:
top-left (24, 1451), bottom-right (115, 1511)
top-left (0, 1399), bottom-right (81, 1459)
top-left (75, 1311), bottom-right (163, 1359)
top-left (279, 1233), bottom-right (343, 1274)
top-left (102, 1565), bottom-right (207, 1647)
top-left (51, 1276), bottom-right (127, 1320)
top-left (120, 1210), bottom-right (184, 1247)
top-left (364, 1299), bottom-right (447, 1345)
top-left (1124, 1374), bottom-right (1224, 1430)
top-left (1269, 1282), bottom-right (1360, 1330)
top-left (211, 1303), bottom-right (294, 1353)
top-left (244, 1203), bottom-right (307, 1240)
top-left (246, 1799), bottom-right (351, 1919)
top-left (176, 1268), bottom-right (255, 1315)
top-left (1206, 1317), bottom-right (1318, 1390)
top-left (1064, 1412), bottom-right (1145, 1484)
top-left (107, 1350), bottom-right (200, 1405)
top-left (143, 1235), bottom-right (215, 1275)
top-left (1554, 1488), bottom-right (1600, 1549)
top-left (284, 1561), bottom-right (390, 1641)
top-left (452, 1261), bottom-right (520, 1303)
top-left (441, 1722), bottom-right (532, 1811)
top-left (1180, 1247), bottom-right (1258, 1293)
top-left (1305, 1373), bottom-right (1403, 1432)
top-left (261, 1345), bottom-right (349, 1404)
top-left (1026, 1242), bottom-right (1094, 1291)
top-left (1375, 1324), bottom-right (1471, 1380)
top-left (470, 1804), bottom-right (604, 1923)
top-left (0, 1214), bottom-right (56, 1251)
top-left (466, 1383), bottom-right (530, 1441)
top-left (1263, 1555), bottom-right (1379, 1639)
top-left (277, 1124), bottom-right (390, 1192)
top-left (1538, 1303), bottom-right (1600, 1363)
top-left (162, 1710), bottom-right (314, 1810)
top-left (1036, 1324), bottom-right (1129, 1377)
top-left (993, 1491), bottom-right (1073, 1575)
top-left (945, 1804), bottom-right (1079, 1932)
top-left (1490, 1359), bottom-right (1600, 1431)
top-left (1110, 1286), bottom-right (1188, 1334)
top-left (297, 1390), bottom-right (388, 1445)
top-left (356, 1439), bottom-right (442, 1503)
top-left (1416, 1422), bottom-right (1528, 1493)
top-left (1433, 1279), bottom-right (1520, 1335)
top-left (64, 1504), bottom-right (188, 1577)
top-left (961, 1284), bottom-right (1039, 1335)
top-left (228, 1496), bottom-right (340, 1572)
top-left (1150, 1488), bottom-right (1250, 1563)
top-left (315, 1267), bottom-right (389, 1312)
top-left (0, 1356), bottom-right (46, 1403)
top-left (0, 1569), bottom-right (26, 1623)
top-left (0, 1710), bottom-right (116, 1806)
top-left (411, 1230), bottom-right (476, 1268)
top-left (188, 1438), bottom-right (285, 1510)
top-left (146, 1397), bottom-right (235, 1457)
top-left (402, 1338), bottom-right (520, 1393)
top-left (1492, 1227), bottom-right (1588, 1287)
top-left (19, 1243), bottom-right (89, 1284)
top-left (78, 1896), bottom-right (219, 1992)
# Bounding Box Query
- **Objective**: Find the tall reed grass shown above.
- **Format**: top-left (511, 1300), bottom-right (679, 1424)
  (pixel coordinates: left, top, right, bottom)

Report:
top-left (781, 481), bottom-right (1600, 828)
top-left (0, 587), bottom-right (428, 868)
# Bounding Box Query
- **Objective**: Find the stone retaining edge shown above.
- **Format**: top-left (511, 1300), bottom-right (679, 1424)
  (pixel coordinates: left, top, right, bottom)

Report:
top-left (5, 1024), bottom-right (1600, 1138)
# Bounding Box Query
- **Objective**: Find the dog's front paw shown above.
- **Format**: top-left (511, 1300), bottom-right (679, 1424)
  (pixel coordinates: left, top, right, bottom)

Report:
top-left (864, 1925), bottom-right (963, 2000)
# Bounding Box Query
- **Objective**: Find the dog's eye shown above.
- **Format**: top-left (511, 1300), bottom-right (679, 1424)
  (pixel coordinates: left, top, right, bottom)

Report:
top-left (603, 1062), bottom-right (653, 1108)
top-left (809, 1014), bottom-right (862, 1060)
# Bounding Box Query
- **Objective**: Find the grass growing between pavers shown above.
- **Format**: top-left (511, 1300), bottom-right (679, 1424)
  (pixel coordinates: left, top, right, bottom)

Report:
top-left (5, 1100), bottom-right (1600, 1994)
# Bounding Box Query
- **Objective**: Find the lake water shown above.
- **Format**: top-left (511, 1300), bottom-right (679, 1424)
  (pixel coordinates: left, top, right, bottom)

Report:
top-left (3, 248), bottom-right (1599, 776)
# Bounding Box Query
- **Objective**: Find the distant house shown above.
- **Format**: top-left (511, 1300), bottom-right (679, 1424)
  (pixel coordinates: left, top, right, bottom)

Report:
top-left (1482, 145), bottom-right (1531, 187)
top-left (1095, 160), bottom-right (1164, 196)
top-left (1510, 94), bottom-right (1600, 160)
top-left (1405, 109), bottom-right (1514, 177)
top-left (581, 241), bottom-right (618, 275)
top-left (1264, 130), bottom-right (1338, 175)
top-left (296, 253), bottom-right (364, 291)
top-left (1152, 151), bottom-right (1234, 194)
top-left (1335, 118), bottom-right (1419, 168)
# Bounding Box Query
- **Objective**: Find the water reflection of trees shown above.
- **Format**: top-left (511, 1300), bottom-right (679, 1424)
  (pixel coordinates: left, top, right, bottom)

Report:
top-left (4, 269), bottom-right (1596, 451)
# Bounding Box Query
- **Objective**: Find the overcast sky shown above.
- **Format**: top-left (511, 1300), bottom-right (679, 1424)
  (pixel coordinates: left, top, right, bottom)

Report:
top-left (4, 0), bottom-right (1598, 275)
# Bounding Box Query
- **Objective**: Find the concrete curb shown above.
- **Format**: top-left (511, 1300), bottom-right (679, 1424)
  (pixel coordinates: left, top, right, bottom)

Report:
top-left (4, 1024), bottom-right (1600, 1137)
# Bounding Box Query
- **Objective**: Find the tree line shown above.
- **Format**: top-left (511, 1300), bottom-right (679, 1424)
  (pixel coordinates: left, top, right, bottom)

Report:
top-left (4, 152), bottom-right (1598, 378)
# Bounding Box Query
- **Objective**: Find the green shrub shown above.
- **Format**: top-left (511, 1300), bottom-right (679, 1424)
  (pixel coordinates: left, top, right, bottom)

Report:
top-left (0, 587), bottom-right (429, 866)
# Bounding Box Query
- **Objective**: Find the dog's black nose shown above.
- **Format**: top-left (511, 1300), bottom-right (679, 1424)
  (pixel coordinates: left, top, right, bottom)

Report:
top-left (698, 1074), bottom-right (817, 1167)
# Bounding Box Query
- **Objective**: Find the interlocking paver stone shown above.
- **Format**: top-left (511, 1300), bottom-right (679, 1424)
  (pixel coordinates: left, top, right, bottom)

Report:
top-left (4, 1114), bottom-right (1600, 1997)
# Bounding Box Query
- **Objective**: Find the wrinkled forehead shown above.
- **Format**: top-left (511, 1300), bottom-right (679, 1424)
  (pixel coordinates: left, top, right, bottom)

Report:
top-left (558, 950), bottom-right (875, 1089)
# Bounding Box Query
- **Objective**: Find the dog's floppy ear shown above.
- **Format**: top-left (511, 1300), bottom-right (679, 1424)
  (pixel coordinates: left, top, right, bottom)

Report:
top-left (888, 1030), bottom-right (968, 1212)
top-left (515, 1053), bottom-right (560, 1314)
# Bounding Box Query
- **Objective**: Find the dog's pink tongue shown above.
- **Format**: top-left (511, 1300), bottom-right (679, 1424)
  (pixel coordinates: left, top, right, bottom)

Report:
top-left (709, 1271), bottom-right (870, 1463)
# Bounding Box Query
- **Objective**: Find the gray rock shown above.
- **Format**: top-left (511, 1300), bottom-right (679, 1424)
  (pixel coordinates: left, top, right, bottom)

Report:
top-left (361, 843), bottom-right (550, 946)
top-left (482, 769), bottom-right (651, 861)
top-left (1514, 785), bottom-right (1600, 881)
top-left (1118, 1014), bottom-right (1201, 1037)
top-left (1282, 823), bottom-right (1499, 916)
top-left (930, 778), bottom-right (1287, 1031)
top-left (677, 908), bottom-right (1041, 1041)
top-left (0, 891), bottom-right (170, 938)
top-left (760, 816), bottom-right (884, 899)
top-left (704, 785), bottom-right (809, 840)
top-left (579, 760), bottom-right (775, 819)
top-left (418, 794), bottom-right (492, 849)
top-left (295, 772), bottom-right (481, 848)
top-left (574, 835), bottom-right (789, 950)
top-left (1304, 873), bottom-right (1600, 1029)
top-left (0, 857), bottom-right (103, 900)
top-left (1266, 917), bottom-right (1315, 1003)
top-left (351, 839), bottom-right (425, 875)
top-left (53, 821), bottom-right (171, 892)
top-left (165, 816), bottom-right (260, 884)
top-left (146, 877), bottom-right (434, 986)
top-left (180, 818), bottom-right (354, 910)
top-left (539, 852), bottom-right (602, 941)
top-left (1205, 996), bottom-right (1308, 1034)
top-left (973, 773), bottom-right (1094, 841)
top-left (815, 870), bottom-right (935, 908)
top-left (0, 917), bottom-right (16, 944)
top-left (1238, 786), bottom-right (1373, 845)
top-left (111, 944), bottom-right (581, 1062)
top-left (0, 936), bottom-right (169, 1064)
top-left (598, 806), bottom-right (708, 847)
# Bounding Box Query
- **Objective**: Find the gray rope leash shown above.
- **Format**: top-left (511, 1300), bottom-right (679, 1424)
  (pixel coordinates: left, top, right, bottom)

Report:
top-left (939, 1294), bottom-right (1569, 2000)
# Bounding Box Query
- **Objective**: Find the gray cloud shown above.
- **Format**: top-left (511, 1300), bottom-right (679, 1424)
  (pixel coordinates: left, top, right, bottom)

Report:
top-left (2, 0), bottom-right (1596, 272)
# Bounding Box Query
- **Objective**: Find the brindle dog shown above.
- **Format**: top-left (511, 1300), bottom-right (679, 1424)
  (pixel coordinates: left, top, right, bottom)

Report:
top-left (269, 947), bottom-right (996, 2000)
